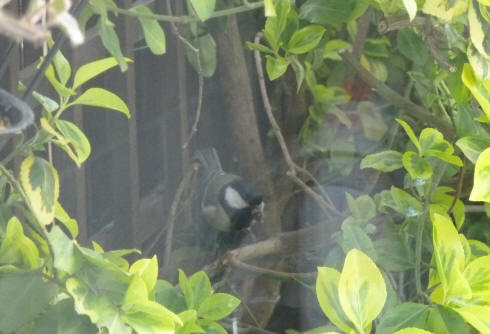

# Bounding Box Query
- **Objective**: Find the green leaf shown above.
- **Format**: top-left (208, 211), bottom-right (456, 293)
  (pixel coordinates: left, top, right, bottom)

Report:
top-left (287, 25), bottom-right (325, 54)
top-left (464, 255), bottom-right (490, 303)
top-left (56, 120), bottom-right (91, 165)
top-left (179, 269), bottom-right (194, 309)
top-left (132, 6), bottom-right (166, 55)
top-left (470, 147), bottom-right (490, 201)
top-left (97, 18), bottom-right (128, 72)
top-left (0, 217), bottom-right (39, 268)
top-left (123, 299), bottom-right (179, 333)
top-left (462, 63), bottom-right (490, 119)
top-left (397, 28), bottom-right (429, 66)
top-left (263, 0), bottom-right (290, 51)
top-left (315, 267), bottom-right (354, 333)
top-left (32, 297), bottom-right (97, 334)
top-left (55, 201), bottom-right (79, 238)
top-left (454, 305), bottom-right (490, 334)
top-left (469, 0), bottom-right (490, 59)
top-left (31, 90), bottom-right (59, 113)
top-left (457, 136), bottom-right (490, 164)
top-left (73, 57), bottom-right (130, 89)
top-left (70, 87), bottom-right (130, 117)
top-left (431, 187), bottom-right (465, 231)
top-left (396, 119), bottom-right (421, 152)
top-left (47, 225), bottom-right (78, 274)
top-left (376, 303), bottom-right (430, 334)
top-left (431, 214), bottom-right (472, 303)
top-left (186, 33), bottom-right (217, 78)
top-left (360, 150), bottom-right (403, 172)
top-left (468, 45), bottom-right (490, 80)
top-left (66, 277), bottom-right (132, 334)
top-left (422, 0), bottom-right (468, 21)
top-left (338, 249), bottom-right (386, 333)
top-left (199, 320), bottom-right (227, 334)
top-left (154, 280), bottom-right (186, 314)
top-left (291, 58), bottom-right (305, 93)
top-left (129, 256), bottom-right (158, 295)
top-left (402, 0), bottom-right (418, 21)
top-left (427, 305), bottom-right (470, 334)
top-left (43, 62), bottom-right (76, 98)
top-left (403, 151), bottom-right (433, 179)
top-left (0, 270), bottom-right (57, 333)
top-left (323, 39), bottom-right (352, 60)
top-left (189, 271), bottom-right (212, 309)
top-left (345, 194), bottom-right (376, 223)
top-left (197, 293), bottom-right (240, 320)
top-left (390, 186), bottom-right (423, 217)
top-left (340, 223), bottom-right (377, 260)
top-left (20, 155), bottom-right (60, 226)
top-left (299, 0), bottom-right (357, 25)
top-left (266, 55), bottom-right (289, 80)
top-left (52, 48), bottom-right (71, 85)
top-left (189, 0), bottom-right (215, 21)
top-left (419, 128), bottom-right (462, 166)
top-left (264, 0), bottom-right (276, 17)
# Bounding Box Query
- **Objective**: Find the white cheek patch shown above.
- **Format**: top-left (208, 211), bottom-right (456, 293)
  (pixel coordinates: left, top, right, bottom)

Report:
top-left (224, 186), bottom-right (249, 209)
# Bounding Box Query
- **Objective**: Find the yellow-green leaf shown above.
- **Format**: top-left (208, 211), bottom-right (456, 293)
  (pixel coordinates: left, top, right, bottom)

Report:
top-left (462, 63), bottom-right (490, 119)
top-left (56, 120), bottom-right (91, 165)
top-left (422, 0), bottom-right (468, 21)
top-left (0, 217), bottom-right (39, 269)
top-left (129, 256), bottom-right (158, 295)
top-left (463, 255), bottom-right (490, 303)
top-left (73, 57), bottom-right (132, 89)
top-left (455, 305), bottom-right (490, 334)
top-left (338, 249), bottom-right (387, 333)
top-left (70, 87), bottom-right (130, 118)
top-left (55, 201), bottom-right (78, 239)
top-left (431, 214), bottom-right (472, 303)
top-left (264, 0), bottom-right (276, 16)
top-left (470, 147), bottom-right (490, 202)
top-left (468, 0), bottom-right (490, 59)
top-left (396, 119), bottom-right (421, 152)
top-left (189, 0), bottom-right (216, 21)
top-left (393, 329), bottom-right (435, 334)
top-left (316, 267), bottom-right (354, 333)
top-left (403, 151), bottom-right (433, 179)
top-left (20, 156), bottom-right (60, 226)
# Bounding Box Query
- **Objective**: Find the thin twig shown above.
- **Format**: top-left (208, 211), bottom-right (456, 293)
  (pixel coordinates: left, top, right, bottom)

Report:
top-left (111, 1), bottom-right (264, 23)
top-left (143, 163), bottom-right (198, 260)
top-left (426, 34), bottom-right (455, 73)
top-left (230, 257), bottom-right (315, 282)
top-left (253, 32), bottom-right (341, 217)
top-left (162, 0), bottom-right (204, 149)
top-left (342, 52), bottom-right (455, 139)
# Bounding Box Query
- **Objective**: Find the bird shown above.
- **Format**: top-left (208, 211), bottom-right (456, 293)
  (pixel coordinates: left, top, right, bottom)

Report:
top-left (194, 148), bottom-right (264, 232)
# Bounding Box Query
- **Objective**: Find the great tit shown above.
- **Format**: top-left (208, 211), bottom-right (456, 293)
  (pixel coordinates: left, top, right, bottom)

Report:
top-left (194, 148), bottom-right (264, 232)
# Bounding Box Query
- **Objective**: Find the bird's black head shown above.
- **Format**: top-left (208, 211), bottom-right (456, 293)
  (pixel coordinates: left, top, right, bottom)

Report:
top-left (220, 178), bottom-right (263, 230)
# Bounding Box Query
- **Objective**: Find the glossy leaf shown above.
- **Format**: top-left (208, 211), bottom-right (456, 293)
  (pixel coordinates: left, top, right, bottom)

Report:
top-left (316, 267), bottom-right (354, 333)
top-left (266, 55), bottom-right (289, 80)
top-left (464, 255), bottom-right (490, 303)
top-left (426, 305), bottom-right (470, 334)
top-left (186, 33), bottom-right (217, 78)
top-left (299, 0), bottom-right (357, 25)
top-left (129, 256), bottom-right (158, 295)
top-left (431, 214), bottom-right (471, 303)
top-left (361, 150), bottom-right (403, 172)
top-left (264, 0), bottom-right (276, 17)
top-left (56, 119), bottom-right (91, 165)
top-left (44, 62), bottom-right (76, 98)
top-left (55, 201), bottom-right (78, 238)
top-left (456, 135), bottom-right (490, 164)
top-left (132, 6), bottom-right (166, 55)
top-left (287, 25), bottom-right (325, 54)
top-left (70, 87), bottom-right (130, 117)
top-left (0, 270), bottom-right (57, 333)
top-left (396, 119), bottom-right (421, 152)
top-left (469, 0), bottom-right (490, 59)
top-left (189, 0), bottom-right (215, 21)
top-left (403, 151), bottom-right (432, 179)
top-left (52, 48), bottom-right (71, 85)
top-left (73, 57), bottom-right (129, 89)
top-left (422, 0), bottom-right (468, 21)
top-left (189, 271), bottom-right (212, 309)
top-left (376, 303), bottom-right (430, 334)
top-left (291, 58), bottom-right (305, 92)
top-left (338, 249), bottom-right (386, 332)
top-left (197, 293), bottom-right (240, 320)
top-left (455, 305), bottom-right (490, 334)
top-left (470, 147), bottom-right (490, 202)
top-left (393, 329), bottom-right (434, 334)
top-left (323, 39), bottom-right (352, 60)
top-left (263, 0), bottom-right (290, 51)
top-left (468, 45), bottom-right (490, 80)
top-left (462, 63), bottom-right (490, 119)
top-left (97, 18), bottom-right (128, 72)
top-left (20, 155), bottom-right (60, 226)
top-left (0, 217), bottom-right (39, 268)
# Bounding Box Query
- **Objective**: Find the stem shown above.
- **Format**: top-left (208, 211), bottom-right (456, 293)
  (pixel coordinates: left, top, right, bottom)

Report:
top-left (414, 162), bottom-right (448, 297)
top-left (111, 1), bottom-right (264, 23)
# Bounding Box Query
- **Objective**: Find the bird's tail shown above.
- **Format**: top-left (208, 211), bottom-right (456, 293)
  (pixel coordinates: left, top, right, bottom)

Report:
top-left (193, 148), bottom-right (223, 183)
